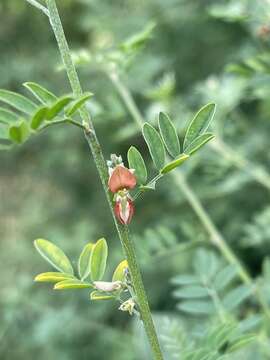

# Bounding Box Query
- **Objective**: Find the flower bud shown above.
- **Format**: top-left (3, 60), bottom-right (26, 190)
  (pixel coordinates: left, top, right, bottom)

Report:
top-left (114, 194), bottom-right (134, 225)
top-left (119, 298), bottom-right (136, 315)
top-left (108, 165), bottom-right (136, 193)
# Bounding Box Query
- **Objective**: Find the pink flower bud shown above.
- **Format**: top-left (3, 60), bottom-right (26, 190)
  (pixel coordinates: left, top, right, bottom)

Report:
top-left (114, 196), bottom-right (135, 225)
top-left (108, 165), bottom-right (136, 193)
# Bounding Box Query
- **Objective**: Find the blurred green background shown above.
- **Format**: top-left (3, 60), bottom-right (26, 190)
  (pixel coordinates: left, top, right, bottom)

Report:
top-left (1, 0), bottom-right (270, 359)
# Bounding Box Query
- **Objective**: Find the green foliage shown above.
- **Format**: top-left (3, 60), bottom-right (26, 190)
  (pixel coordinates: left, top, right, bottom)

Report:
top-left (127, 146), bottom-right (147, 184)
top-left (90, 238), bottom-right (108, 281)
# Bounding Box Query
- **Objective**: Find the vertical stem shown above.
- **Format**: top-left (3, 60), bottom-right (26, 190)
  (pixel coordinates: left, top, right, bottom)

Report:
top-left (45, 1), bottom-right (163, 359)
top-left (106, 69), bottom-right (270, 320)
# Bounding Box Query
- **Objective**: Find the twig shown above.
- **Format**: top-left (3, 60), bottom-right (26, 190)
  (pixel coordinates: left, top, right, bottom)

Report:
top-left (25, 0), bottom-right (49, 16)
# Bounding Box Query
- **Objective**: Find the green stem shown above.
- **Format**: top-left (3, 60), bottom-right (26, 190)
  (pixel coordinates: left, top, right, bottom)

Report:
top-left (106, 68), bottom-right (270, 320)
top-left (45, 1), bottom-right (163, 359)
top-left (40, 118), bottom-right (85, 131)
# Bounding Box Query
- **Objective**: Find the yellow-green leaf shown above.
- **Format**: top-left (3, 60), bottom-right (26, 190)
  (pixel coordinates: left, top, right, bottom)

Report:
top-left (54, 279), bottom-right (92, 290)
top-left (90, 290), bottom-right (115, 301)
top-left (90, 238), bottom-right (108, 281)
top-left (34, 239), bottom-right (74, 275)
top-left (78, 242), bottom-right (94, 280)
top-left (0, 89), bottom-right (37, 115)
top-left (127, 146), bottom-right (147, 184)
top-left (185, 133), bottom-right (215, 155)
top-left (31, 106), bottom-right (48, 130)
top-left (9, 120), bottom-right (30, 144)
top-left (112, 260), bottom-right (128, 282)
top-left (23, 82), bottom-right (57, 104)
top-left (46, 95), bottom-right (73, 120)
top-left (160, 153), bottom-right (189, 174)
top-left (34, 272), bottom-right (75, 283)
top-left (65, 92), bottom-right (93, 116)
top-left (0, 107), bottom-right (18, 125)
top-left (142, 123), bottom-right (165, 170)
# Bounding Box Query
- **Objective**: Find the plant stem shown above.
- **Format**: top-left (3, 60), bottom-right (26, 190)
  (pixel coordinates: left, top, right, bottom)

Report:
top-left (45, 1), bottom-right (163, 359)
top-left (40, 118), bottom-right (85, 131)
top-left (106, 68), bottom-right (270, 319)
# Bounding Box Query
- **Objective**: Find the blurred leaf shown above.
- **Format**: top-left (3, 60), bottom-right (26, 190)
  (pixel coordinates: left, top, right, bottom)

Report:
top-left (34, 272), bottom-right (75, 283)
top-left (23, 82), bottom-right (57, 104)
top-left (9, 120), bottom-right (30, 144)
top-left (177, 300), bottom-right (214, 315)
top-left (78, 242), bottom-right (94, 281)
top-left (222, 285), bottom-right (252, 311)
top-left (173, 285), bottom-right (209, 299)
top-left (90, 238), bottom-right (108, 281)
top-left (183, 103), bottom-right (216, 150)
top-left (170, 274), bottom-right (199, 285)
top-left (65, 92), bottom-right (93, 116)
top-left (213, 265), bottom-right (237, 291)
top-left (185, 133), bottom-right (215, 156)
top-left (0, 107), bottom-right (18, 124)
top-left (120, 22), bottom-right (156, 54)
top-left (160, 153), bottom-right (189, 174)
top-left (158, 112), bottom-right (180, 157)
top-left (112, 259), bottom-right (128, 282)
top-left (30, 106), bottom-right (48, 130)
top-left (0, 89), bottom-right (37, 115)
top-left (90, 290), bottom-right (115, 301)
top-left (127, 146), bottom-right (147, 184)
top-left (0, 123), bottom-right (9, 140)
top-left (46, 95), bottom-right (73, 120)
top-left (54, 279), bottom-right (92, 290)
top-left (34, 239), bottom-right (74, 275)
top-left (142, 123), bottom-right (165, 170)
top-left (228, 334), bottom-right (257, 353)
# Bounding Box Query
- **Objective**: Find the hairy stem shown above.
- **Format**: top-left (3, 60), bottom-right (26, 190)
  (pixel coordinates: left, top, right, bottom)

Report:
top-left (106, 69), bottom-right (270, 319)
top-left (45, 1), bottom-right (163, 358)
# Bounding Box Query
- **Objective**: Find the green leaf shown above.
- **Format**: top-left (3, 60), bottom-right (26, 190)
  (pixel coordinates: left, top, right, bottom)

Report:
top-left (223, 285), bottom-right (252, 311)
top-left (112, 260), bottom-right (128, 282)
top-left (0, 89), bottom-right (37, 115)
top-left (183, 103), bottom-right (216, 150)
top-left (127, 146), bottom-right (147, 184)
top-left (90, 238), bottom-right (108, 281)
top-left (46, 95), bottom-right (73, 120)
top-left (78, 243), bottom-right (94, 281)
top-left (170, 274), bottom-right (199, 285)
top-left (160, 153), bottom-right (189, 174)
top-left (34, 272), bottom-right (75, 283)
top-left (158, 112), bottom-right (180, 157)
top-left (0, 108), bottom-right (18, 124)
top-left (0, 123), bottom-right (9, 140)
top-left (34, 239), bottom-right (74, 275)
top-left (65, 92), bottom-right (93, 116)
top-left (173, 285), bottom-right (209, 299)
top-left (9, 120), bottom-right (30, 144)
top-left (228, 334), bottom-right (257, 353)
top-left (54, 279), bottom-right (92, 290)
top-left (185, 133), bottom-right (215, 155)
top-left (213, 265), bottom-right (237, 291)
top-left (90, 290), bottom-right (115, 301)
top-left (23, 82), bottom-right (57, 104)
top-left (177, 300), bottom-right (214, 315)
top-left (142, 123), bottom-right (165, 170)
top-left (30, 106), bottom-right (48, 130)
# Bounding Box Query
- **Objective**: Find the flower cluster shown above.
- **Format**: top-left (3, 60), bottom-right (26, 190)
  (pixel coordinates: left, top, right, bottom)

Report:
top-left (107, 154), bottom-right (136, 225)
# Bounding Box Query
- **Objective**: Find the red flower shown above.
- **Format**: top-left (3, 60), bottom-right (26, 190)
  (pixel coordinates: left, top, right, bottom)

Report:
top-left (114, 197), bottom-right (135, 225)
top-left (108, 166), bottom-right (136, 193)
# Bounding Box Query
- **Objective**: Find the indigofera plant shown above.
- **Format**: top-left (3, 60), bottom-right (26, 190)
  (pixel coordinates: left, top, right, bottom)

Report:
top-left (1, 1), bottom-right (219, 359)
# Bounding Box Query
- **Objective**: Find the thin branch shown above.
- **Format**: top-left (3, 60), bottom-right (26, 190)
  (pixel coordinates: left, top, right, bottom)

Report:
top-left (39, 118), bottom-right (85, 131)
top-left (25, 0), bottom-right (49, 16)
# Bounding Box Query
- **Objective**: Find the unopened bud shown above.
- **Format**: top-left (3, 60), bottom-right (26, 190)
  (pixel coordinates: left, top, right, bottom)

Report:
top-left (93, 281), bottom-right (122, 292)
